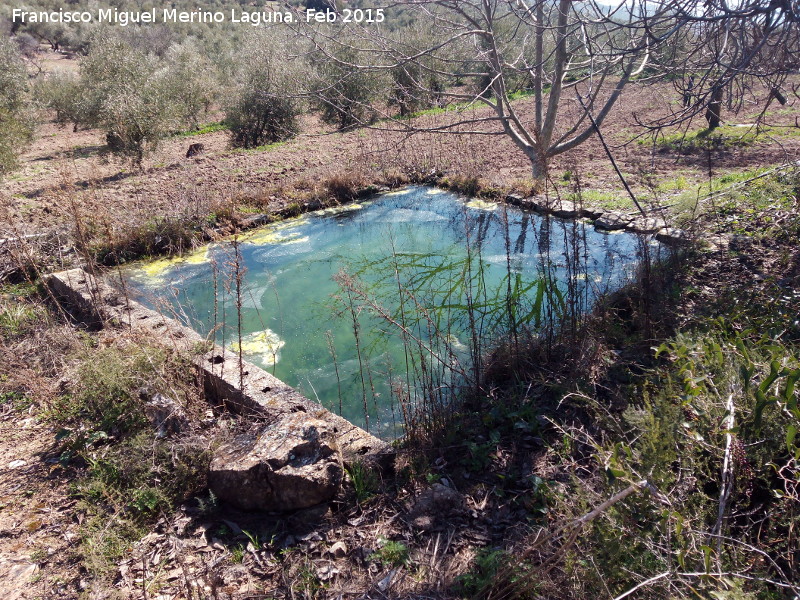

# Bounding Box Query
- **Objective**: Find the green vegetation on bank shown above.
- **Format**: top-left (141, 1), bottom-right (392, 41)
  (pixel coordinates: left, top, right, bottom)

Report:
top-left (441, 169), bottom-right (800, 598)
top-left (49, 340), bottom-right (210, 579)
top-left (1, 164), bottom-right (798, 600)
top-left (0, 35), bottom-right (35, 177)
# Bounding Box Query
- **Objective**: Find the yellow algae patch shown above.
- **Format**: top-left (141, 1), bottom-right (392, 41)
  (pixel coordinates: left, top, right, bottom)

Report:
top-left (319, 202), bottom-right (365, 215)
top-left (237, 229), bottom-right (289, 245)
top-left (182, 246), bottom-right (213, 265)
top-left (425, 188), bottom-right (446, 195)
top-left (384, 188), bottom-right (413, 196)
top-left (445, 333), bottom-right (468, 353)
top-left (571, 273), bottom-right (603, 283)
top-left (138, 257), bottom-right (178, 279)
top-left (229, 330), bottom-right (286, 366)
top-left (242, 228), bottom-right (310, 246)
top-left (134, 246), bottom-right (212, 281)
top-left (238, 228), bottom-right (303, 246)
top-left (237, 218), bottom-right (308, 246)
top-left (466, 199), bottom-right (498, 211)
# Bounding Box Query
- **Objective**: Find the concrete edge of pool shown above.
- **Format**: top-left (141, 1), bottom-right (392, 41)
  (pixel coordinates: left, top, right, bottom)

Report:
top-left (46, 268), bottom-right (395, 474)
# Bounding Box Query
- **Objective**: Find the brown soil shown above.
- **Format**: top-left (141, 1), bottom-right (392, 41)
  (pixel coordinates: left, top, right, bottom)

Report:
top-left (1, 49), bottom-right (799, 599)
top-left (3, 59), bottom-right (799, 241)
top-left (0, 413), bottom-right (79, 599)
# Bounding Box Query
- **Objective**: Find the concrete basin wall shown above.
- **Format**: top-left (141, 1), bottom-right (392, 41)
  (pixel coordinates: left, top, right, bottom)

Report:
top-left (46, 268), bottom-right (394, 471)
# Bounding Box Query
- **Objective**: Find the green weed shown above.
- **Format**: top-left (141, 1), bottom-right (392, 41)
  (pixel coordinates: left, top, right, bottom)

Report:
top-left (247, 140), bottom-right (287, 152)
top-left (371, 538), bottom-right (410, 567)
top-left (455, 548), bottom-right (516, 597)
top-left (243, 529), bottom-right (262, 551)
top-left (292, 562), bottom-right (325, 598)
top-left (656, 174), bottom-right (689, 192)
top-left (346, 460), bottom-right (380, 504)
top-left (178, 121), bottom-right (228, 137)
top-left (0, 389), bottom-right (33, 412)
top-left (231, 544), bottom-right (246, 563)
top-left (0, 284), bottom-right (40, 338)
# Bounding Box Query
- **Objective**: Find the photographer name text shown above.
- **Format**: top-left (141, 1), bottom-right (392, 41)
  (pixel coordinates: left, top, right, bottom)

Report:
top-left (11, 7), bottom-right (385, 26)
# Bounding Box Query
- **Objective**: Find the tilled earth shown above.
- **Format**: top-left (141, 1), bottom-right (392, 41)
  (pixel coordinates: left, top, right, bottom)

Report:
top-left (3, 72), bottom-right (799, 240)
top-left (1, 54), bottom-right (799, 599)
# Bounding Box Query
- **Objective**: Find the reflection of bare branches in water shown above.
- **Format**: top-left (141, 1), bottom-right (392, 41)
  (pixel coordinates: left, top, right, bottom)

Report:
top-left (334, 201), bottom-right (654, 438)
top-left (325, 330), bottom-right (343, 416)
top-left (333, 272), bottom-right (373, 433)
top-left (333, 220), bottom-right (566, 437)
top-left (120, 187), bottom-right (649, 439)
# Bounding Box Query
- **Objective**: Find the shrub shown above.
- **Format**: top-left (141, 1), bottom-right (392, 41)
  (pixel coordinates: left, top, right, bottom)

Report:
top-left (75, 33), bottom-right (213, 166)
top-left (50, 341), bottom-right (211, 577)
top-left (225, 34), bottom-right (301, 148)
top-left (314, 45), bottom-right (382, 130)
top-left (325, 171), bottom-right (367, 202)
top-left (0, 36), bottom-right (35, 177)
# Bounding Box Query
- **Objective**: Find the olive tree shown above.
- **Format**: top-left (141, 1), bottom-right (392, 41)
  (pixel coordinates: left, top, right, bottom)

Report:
top-left (18, 19), bottom-right (90, 53)
top-left (387, 27), bottom-right (452, 116)
top-left (225, 32), bottom-right (302, 148)
top-left (299, 0), bottom-right (799, 180)
top-left (36, 71), bottom-right (86, 132)
top-left (0, 35), bottom-right (35, 178)
top-left (76, 34), bottom-right (212, 167)
top-left (78, 36), bottom-right (170, 166)
top-left (163, 39), bottom-right (219, 130)
top-left (313, 43), bottom-right (384, 130)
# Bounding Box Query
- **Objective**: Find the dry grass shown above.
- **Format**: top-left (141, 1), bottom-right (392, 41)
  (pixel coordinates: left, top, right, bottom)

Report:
top-left (1, 61), bottom-right (799, 599)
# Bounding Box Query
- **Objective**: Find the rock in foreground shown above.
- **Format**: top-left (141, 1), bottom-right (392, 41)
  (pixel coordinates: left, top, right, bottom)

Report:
top-left (406, 483), bottom-right (466, 531)
top-left (208, 413), bottom-right (343, 511)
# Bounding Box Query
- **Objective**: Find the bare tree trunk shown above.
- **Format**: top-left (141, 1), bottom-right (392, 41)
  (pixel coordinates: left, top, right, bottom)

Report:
top-left (531, 154), bottom-right (547, 180)
top-left (706, 85), bottom-right (723, 130)
top-left (534, 1), bottom-right (544, 132)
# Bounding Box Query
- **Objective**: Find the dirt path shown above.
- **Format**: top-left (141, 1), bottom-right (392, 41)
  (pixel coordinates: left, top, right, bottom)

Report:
top-left (0, 411), bottom-right (79, 599)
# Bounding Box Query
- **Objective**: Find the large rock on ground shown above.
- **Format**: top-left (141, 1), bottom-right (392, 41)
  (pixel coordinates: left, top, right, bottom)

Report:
top-left (628, 216), bottom-right (667, 234)
top-left (655, 227), bottom-right (692, 246)
top-left (529, 197), bottom-right (581, 218)
top-left (406, 483), bottom-right (466, 531)
top-left (208, 413), bottom-right (343, 511)
top-left (140, 389), bottom-right (189, 438)
top-left (550, 199), bottom-right (580, 218)
top-left (595, 212), bottom-right (633, 231)
top-left (580, 205), bottom-right (605, 219)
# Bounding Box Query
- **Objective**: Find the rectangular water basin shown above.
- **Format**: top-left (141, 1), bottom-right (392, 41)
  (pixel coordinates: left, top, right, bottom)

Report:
top-left (122, 186), bottom-right (655, 438)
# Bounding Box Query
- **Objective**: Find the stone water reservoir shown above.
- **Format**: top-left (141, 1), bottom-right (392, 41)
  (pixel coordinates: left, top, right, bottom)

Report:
top-left (122, 186), bottom-right (654, 438)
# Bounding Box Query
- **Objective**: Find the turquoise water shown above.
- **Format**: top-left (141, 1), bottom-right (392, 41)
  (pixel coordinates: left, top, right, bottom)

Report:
top-left (123, 186), bottom-right (649, 437)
